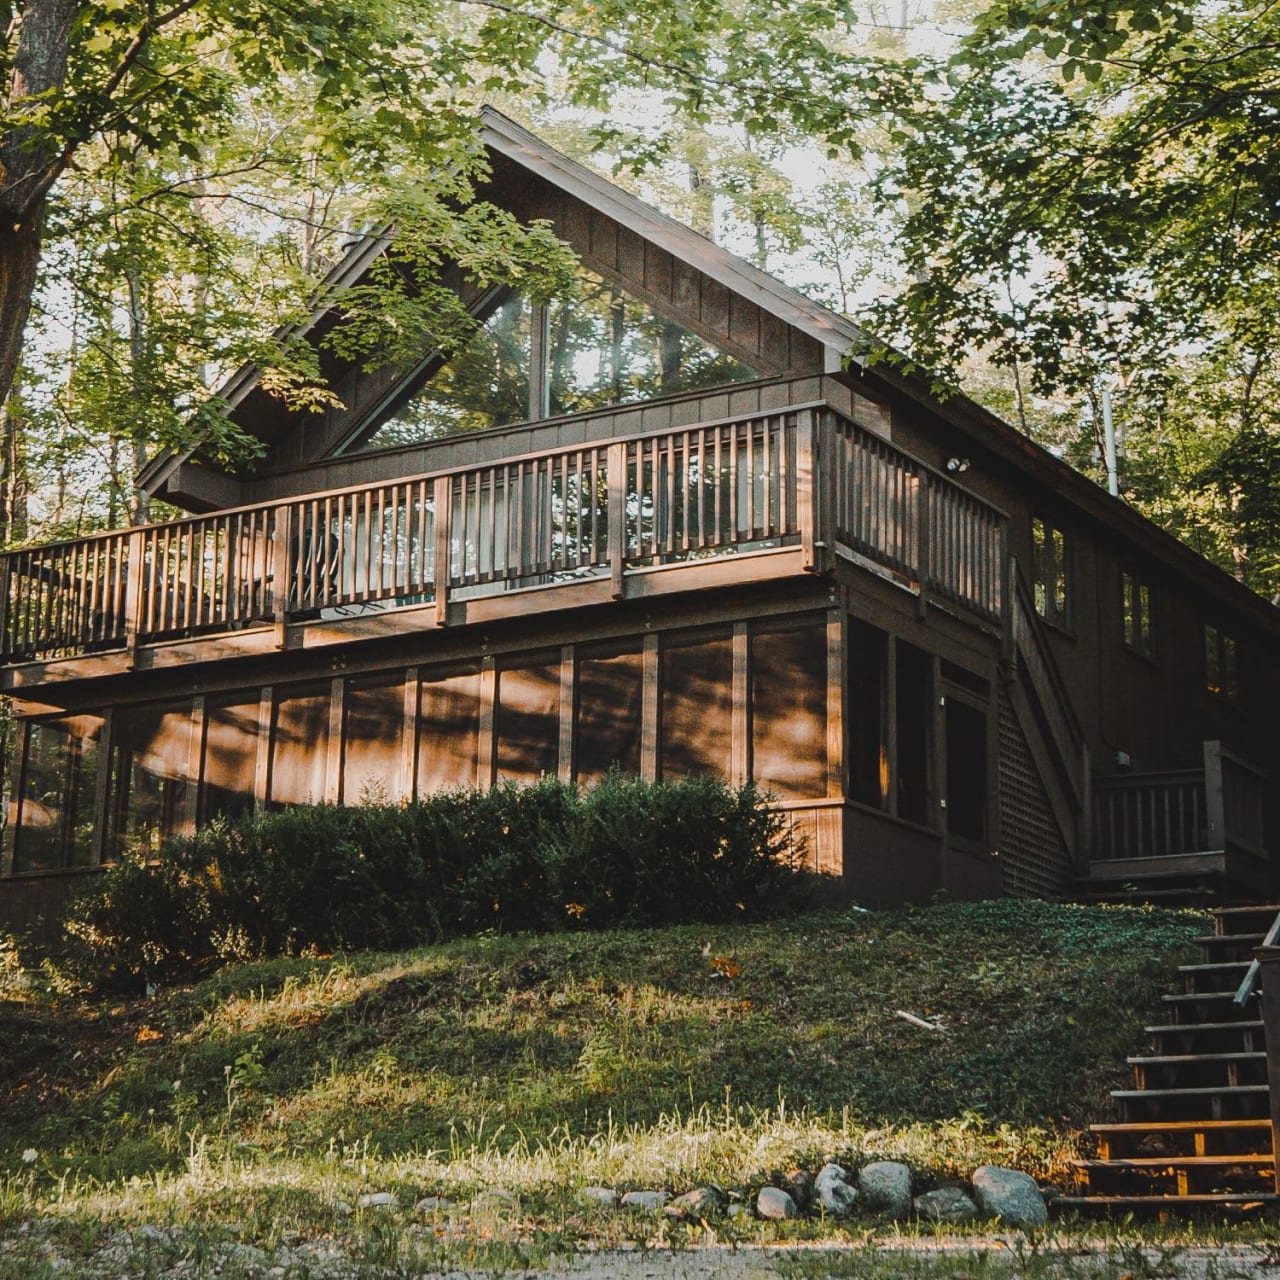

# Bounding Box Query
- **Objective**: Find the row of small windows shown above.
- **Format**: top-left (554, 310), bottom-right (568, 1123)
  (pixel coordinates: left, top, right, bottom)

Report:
top-left (1032, 519), bottom-right (1238, 697)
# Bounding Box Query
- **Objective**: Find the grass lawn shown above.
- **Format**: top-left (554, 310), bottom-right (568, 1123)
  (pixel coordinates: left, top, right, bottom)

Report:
top-left (5, 898), bottom-right (1273, 1276)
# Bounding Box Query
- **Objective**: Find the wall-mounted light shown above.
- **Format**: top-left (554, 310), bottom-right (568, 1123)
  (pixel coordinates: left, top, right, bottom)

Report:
top-left (945, 457), bottom-right (971, 474)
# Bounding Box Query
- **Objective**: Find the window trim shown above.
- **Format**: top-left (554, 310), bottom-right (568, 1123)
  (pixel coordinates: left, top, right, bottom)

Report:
top-left (1031, 515), bottom-right (1072, 633)
top-left (1120, 568), bottom-right (1156, 660)
top-left (1204, 623), bottom-right (1240, 703)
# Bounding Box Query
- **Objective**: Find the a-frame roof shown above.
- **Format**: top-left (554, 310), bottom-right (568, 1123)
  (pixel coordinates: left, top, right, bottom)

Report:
top-left (138, 109), bottom-right (1278, 637)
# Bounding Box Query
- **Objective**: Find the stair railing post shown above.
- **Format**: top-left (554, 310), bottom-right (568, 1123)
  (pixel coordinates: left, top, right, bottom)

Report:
top-left (1204, 739), bottom-right (1226, 852)
top-left (1257, 946), bottom-right (1280, 1193)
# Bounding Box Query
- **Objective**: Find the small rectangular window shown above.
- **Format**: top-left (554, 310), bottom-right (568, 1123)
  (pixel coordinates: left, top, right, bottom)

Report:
top-left (1121, 571), bottom-right (1154, 657)
top-left (1205, 625), bottom-right (1239, 701)
top-left (1032, 516), bottom-right (1070, 629)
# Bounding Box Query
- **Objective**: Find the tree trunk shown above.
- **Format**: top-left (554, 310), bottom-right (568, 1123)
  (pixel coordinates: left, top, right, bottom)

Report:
top-left (0, 0), bottom-right (80, 410)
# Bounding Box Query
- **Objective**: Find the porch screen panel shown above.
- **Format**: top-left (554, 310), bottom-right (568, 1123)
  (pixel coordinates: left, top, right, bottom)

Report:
top-left (575, 643), bottom-right (643, 784)
top-left (495, 657), bottom-right (560, 783)
top-left (342, 673), bottom-right (406, 804)
top-left (268, 684), bottom-right (330, 807)
top-left (417, 668), bottom-right (481, 795)
top-left (200, 696), bottom-right (260, 822)
top-left (848, 620), bottom-right (888, 810)
top-left (107, 703), bottom-right (193, 858)
top-left (750, 622), bottom-right (826, 799)
top-left (945, 699), bottom-right (987, 842)
top-left (896, 640), bottom-right (932, 825)
top-left (13, 714), bottom-right (102, 872)
top-left (660, 630), bottom-right (732, 780)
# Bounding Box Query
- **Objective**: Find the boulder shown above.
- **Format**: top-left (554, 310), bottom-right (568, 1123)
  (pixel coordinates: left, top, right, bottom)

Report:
top-left (913, 1186), bottom-right (978, 1223)
top-left (620, 1190), bottom-right (669, 1212)
top-left (667, 1187), bottom-right (727, 1218)
top-left (470, 1189), bottom-right (520, 1219)
top-left (856, 1161), bottom-right (912, 1220)
top-left (578, 1187), bottom-right (618, 1210)
top-left (815, 1176), bottom-right (857, 1218)
top-left (971, 1166), bottom-right (1048, 1228)
top-left (755, 1186), bottom-right (797, 1220)
top-left (357, 1192), bottom-right (398, 1210)
top-left (415, 1196), bottom-right (452, 1214)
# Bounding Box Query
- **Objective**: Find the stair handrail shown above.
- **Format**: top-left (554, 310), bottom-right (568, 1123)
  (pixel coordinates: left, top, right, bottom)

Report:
top-left (1232, 907), bottom-right (1280, 1007)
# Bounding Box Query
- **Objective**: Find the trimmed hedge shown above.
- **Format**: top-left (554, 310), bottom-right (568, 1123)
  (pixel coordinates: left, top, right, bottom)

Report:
top-left (62, 774), bottom-right (814, 983)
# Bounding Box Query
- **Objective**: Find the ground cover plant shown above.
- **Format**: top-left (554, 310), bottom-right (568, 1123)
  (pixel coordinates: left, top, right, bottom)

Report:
top-left (3, 902), bottom-right (1203, 1195)
top-left (11, 898), bottom-right (1278, 1274)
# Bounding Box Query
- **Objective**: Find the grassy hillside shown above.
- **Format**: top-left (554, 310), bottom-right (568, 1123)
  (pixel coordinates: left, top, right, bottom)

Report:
top-left (2, 900), bottom-right (1203, 1198)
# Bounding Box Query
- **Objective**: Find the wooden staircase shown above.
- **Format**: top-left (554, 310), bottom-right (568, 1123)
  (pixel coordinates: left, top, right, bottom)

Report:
top-left (1059, 904), bottom-right (1280, 1214)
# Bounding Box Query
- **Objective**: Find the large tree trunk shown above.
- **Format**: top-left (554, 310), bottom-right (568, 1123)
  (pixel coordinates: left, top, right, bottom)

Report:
top-left (0, 0), bottom-right (80, 409)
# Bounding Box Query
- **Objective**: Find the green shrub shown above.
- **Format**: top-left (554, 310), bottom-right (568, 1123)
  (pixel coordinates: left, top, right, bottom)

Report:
top-left (60, 775), bottom-right (814, 985)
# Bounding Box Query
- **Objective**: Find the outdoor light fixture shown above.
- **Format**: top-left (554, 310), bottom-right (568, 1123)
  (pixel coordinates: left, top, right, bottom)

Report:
top-left (945, 457), bottom-right (971, 473)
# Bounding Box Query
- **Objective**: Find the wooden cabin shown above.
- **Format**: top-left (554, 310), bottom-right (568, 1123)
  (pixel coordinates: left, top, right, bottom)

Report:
top-left (2, 111), bottom-right (1276, 937)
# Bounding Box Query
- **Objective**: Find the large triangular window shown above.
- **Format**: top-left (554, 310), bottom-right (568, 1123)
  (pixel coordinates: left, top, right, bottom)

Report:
top-left (342, 269), bottom-right (758, 454)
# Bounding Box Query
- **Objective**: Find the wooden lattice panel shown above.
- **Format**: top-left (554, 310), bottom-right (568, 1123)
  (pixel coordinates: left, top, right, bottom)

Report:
top-left (997, 689), bottom-right (1072, 897)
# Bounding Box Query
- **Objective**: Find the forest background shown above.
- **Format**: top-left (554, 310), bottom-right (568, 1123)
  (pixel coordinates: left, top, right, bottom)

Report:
top-left (1, 0), bottom-right (1277, 600)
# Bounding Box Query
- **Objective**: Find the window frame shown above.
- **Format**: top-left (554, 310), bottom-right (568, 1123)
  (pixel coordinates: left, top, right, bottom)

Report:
top-left (1204, 623), bottom-right (1240, 703)
top-left (1120, 568), bottom-right (1156, 659)
top-left (1031, 515), bottom-right (1072, 632)
top-left (334, 270), bottom-right (763, 458)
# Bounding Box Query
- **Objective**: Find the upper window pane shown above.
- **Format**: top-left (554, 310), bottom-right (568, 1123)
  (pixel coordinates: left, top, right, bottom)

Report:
top-left (357, 292), bottom-right (533, 451)
top-left (344, 270), bottom-right (759, 456)
top-left (547, 270), bottom-right (758, 415)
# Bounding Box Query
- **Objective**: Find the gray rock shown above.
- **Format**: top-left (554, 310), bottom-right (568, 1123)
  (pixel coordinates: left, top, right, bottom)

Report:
top-left (856, 1161), bottom-right (913, 1220)
top-left (815, 1162), bottom-right (849, 1188)
top-left (620, 1190), bottom-right (669, 1212)
top-left (816, 1175), bottom-right (857, 1218)
top-left (357, 1192), bottom-right (398, 1210)
top-left (914, 1186), bottom-right (978, 1223)
top-left (578, 1186), bottom-right (619, 1210)
top-left (755, 1186), bottom-right (797, 1220)
top-left (667, 1186), bottom-right (728, 1218)
top-left (971, 1166), bottom-right (1048, 1228)
top-left (415, 1195), bottom-right (453, 1213)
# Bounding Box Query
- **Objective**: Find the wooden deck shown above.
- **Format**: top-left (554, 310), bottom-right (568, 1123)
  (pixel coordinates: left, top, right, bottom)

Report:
top-left (0, 400), bottom-right (1007, 688)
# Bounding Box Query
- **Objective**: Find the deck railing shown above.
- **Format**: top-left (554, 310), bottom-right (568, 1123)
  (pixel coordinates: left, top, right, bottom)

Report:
top-left (1091, 741), bottom-right (1266, 863)
top-left (829, 412), bottom-right (1005, 621)
top-left (0, 402), bottom-right (1005, 662)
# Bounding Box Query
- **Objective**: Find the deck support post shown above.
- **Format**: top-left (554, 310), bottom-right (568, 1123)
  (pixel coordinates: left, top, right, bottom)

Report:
top-left (433, 477), bottom-right (451, 626)
top-left (607, 442), bottom-right (626, 598)
top-left (272, 504), bottom-right (291, 649)
top-left (123, 529), bottom-right (145, 663)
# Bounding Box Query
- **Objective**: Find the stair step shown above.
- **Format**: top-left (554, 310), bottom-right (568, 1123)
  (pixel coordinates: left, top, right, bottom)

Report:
top-left (1113, 1085), bottom-right (1268, 1099)
top-left (1213, 906), bottom-right (1280, 933)
top-left (1194, 933), bottom-right (1266, 949)
top-left (1055, 1193), bottom-right (1280, 1212)
top-left (1129, 1053), bottom-right (1265, 1069)
top-left (1090, 1119), bottom-right (1272, 1134)
top-left (1145, 1021), bottom-right (1265, 1035)
top-left (1072, 1156), bottom-right (1273, 1170)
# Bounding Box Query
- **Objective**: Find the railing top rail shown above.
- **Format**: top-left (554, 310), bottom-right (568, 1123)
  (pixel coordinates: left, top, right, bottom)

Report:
top-left (1011, 563), bottom-right (1086, 749)
top-left (3, 398), bottom-right (1007, 566)
top-left (1092, 769), bottom-right (1207, 789)
top-left (1211, 740), bottom-right (1268, 781)
top-left (828, 408), bottom-right (1011, 523)
top-left (1234, 908), bottom-right (1280, 1008)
